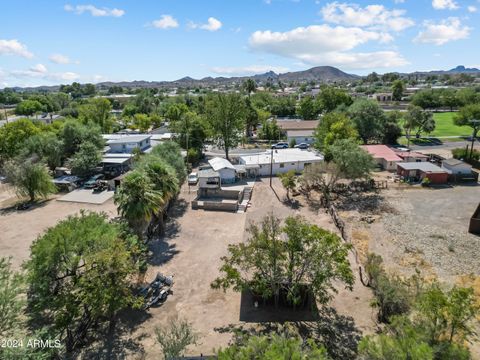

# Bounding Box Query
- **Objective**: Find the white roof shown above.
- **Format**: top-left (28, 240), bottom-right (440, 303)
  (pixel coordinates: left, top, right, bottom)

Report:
top-left (107, 135), bottom-right (151, 144)
top-left (208, 157), bottom-right (236, 171)
top-left (397, 162), bottom-right (446, 173)
top-left (240, 149), bottom-right (324, 166)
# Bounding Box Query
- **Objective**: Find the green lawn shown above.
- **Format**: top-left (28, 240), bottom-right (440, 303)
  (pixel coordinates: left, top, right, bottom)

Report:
top-left (430, 112), bottom-right (472, 137)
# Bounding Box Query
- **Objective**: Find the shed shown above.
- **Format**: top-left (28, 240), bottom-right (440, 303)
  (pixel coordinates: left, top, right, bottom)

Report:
top-left (397, 162), bottom-right (448, 184)
top-left (208, 157), bottom-right (236, 183)
top-left (442, 158), bottom-right (472, 175)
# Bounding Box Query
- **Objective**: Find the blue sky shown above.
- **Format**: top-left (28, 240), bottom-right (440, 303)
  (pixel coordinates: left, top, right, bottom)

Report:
top-left (1, 0), bottom-right (479, 87)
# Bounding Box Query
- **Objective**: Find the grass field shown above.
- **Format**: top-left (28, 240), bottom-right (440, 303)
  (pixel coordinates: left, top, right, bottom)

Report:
top-left (430, 112), bottom-right (472, 137)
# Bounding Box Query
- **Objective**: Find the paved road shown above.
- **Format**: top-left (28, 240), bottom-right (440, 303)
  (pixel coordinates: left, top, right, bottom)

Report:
top-left (410, 140), bottom-right (476, 151)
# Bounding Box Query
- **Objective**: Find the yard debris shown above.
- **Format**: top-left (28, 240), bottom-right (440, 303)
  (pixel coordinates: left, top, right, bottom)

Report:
top-left (138, 272), bottom-right (174, 310)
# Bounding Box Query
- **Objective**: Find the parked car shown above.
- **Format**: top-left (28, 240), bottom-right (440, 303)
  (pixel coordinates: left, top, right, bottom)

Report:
top-left (188, 172), bottom-right (199, 185)
top-left (84, 174), bottom-right (104, 189)
top-left (271, 142), bottom-right (289, 149)
top-left (294, 143), bottom-right (309, 149)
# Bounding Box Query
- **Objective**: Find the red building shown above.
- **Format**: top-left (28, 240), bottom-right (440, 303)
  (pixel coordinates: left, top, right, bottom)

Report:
top-left (397, 162), bottom-right (448, 184)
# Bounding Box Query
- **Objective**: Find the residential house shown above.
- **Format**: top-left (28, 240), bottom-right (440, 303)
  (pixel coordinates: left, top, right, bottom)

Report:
top-left (239, 149), bottom-right (323, 177)
top-left (276, 120), bottom-right (319, 132)
top-left (362, 145), bottom-right (402, 171)
top-left (397, 162), bottom-right (449, 184)
top-left (286, 130), bottom-right (315, 145)
top-left (106, 135), bottom-right (152, 154)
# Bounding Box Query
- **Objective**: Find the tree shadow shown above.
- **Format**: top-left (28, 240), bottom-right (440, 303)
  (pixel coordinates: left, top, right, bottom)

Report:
top-left (296, 306), bottom-right (362, 359)
top-left (334, 191), bottom-right (396, 215)
top-left (78, 308), bottom-right (152, 359)
top-left (146, 199), bottom-right (188, 267)
top-left (0, 198), bottom-right (53, 216)
top-left (215, 306), bottom-right (362, 359)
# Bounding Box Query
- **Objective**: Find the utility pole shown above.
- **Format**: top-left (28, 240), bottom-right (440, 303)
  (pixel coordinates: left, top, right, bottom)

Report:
top-left (470, 120), bottom-right (480, 160)
top-left (269, 148), bottom-right (274, 187)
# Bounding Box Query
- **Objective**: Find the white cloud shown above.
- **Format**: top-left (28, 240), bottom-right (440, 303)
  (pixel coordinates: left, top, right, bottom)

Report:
top-left (189, 17), bottom-right (222, 31)
top-left (49, 53), bottom-right (76, 64)
top-left (249, 25), bottom-right (407, 69)
top-left (467, 5), bottom-right (477, 12)
top-left (432, 0), bottom-right (459, 10)
top-left (211, 65), bottom-right (290, 76)
top-left (321, 2), bottom-right (415, 31)
top-left (30, 64), bottom-right (48, 74)
top-left (250, 25), bottom-right (392, 54)
top-left (64, 4), bottom-right (125, 17)
top-left (9, 65), bottom-right (79, 83)
top-left (414, 17), bottom-right (471, 45)
top-left (0, 39), bottom-right (33, 58)
top-left (151, 15), bottom-right (179, 29)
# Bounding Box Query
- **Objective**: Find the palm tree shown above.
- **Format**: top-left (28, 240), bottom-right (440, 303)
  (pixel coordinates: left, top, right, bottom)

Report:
top-left (140, 158), bottom-right (180, 234)
top-left (243, 79), bottom-right (256, 98)
top-left (114, 170), bottom-right (164, 239)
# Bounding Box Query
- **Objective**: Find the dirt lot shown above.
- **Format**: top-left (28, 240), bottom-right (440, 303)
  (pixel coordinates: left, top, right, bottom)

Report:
top-left (341, 181), bottom-right (480, 357)
top-left (82, 178), bottom-right (376, 358)
top-left (2, 173), bottom-right (479, 357)
top-left (0, 185), bottom-right (117, 269)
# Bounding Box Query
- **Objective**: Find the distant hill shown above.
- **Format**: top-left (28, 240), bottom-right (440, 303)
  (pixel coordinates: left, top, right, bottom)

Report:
top-left (412, 65), bottom-right (480, 76)
top-left (278, 66), bottom-right (359, 82)
top-left (9, 66), bottom-right (359, 92)
top-left (9, 65), bottom-right (479, 92)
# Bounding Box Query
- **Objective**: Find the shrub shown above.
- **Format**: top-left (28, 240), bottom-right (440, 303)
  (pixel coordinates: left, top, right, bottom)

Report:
top-left (452, 147), bottom-right (480, 163)
top-left (289, 138), bottom-right (297, 148)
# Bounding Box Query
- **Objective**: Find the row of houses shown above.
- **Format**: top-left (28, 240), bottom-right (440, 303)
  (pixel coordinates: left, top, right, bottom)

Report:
top-left (362, 145), bottom-right (476, 184)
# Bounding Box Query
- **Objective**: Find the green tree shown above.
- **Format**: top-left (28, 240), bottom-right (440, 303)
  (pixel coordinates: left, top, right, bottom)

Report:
top-left (15, 100), bottom-right (44, 118)
top-left (316, 86), bottom-right (353, 113)
top-left (391, 80), bottom-right (405, 101)
top-left (297, 96), bottom-right (318, 120)
top-left (454, 103), bottom-right (480, 139)
top-left (150, 141), bottom-right (187, 183)
top-left (206, 93), bottom-right (246, 160)
top-left (78, 98), bottom-right (113, 133)
top-left (348, 99), bottom-right (385, 144)
top-left (138, 156), bottom-right (180, 235)
top-left (329, 139), bottom-right (374, 180)
top-left (132, 113), bottom-right (152, 132)
top-left (212, 214), bottom-right (353, 308)
top-left (0, 118), bottom-right (40, 162)
top-left (411, 90), bottom-right (441, 110)
top-left (217, 334), bottom-right (329, 359)
top-left (60, 119), bottom-right (104, 157)
top-left (4, 158), bottom-right (56, 202)
top-left (0, 257), bottom-right (25, 336)
top-left (24, 132), bottom-right (64, 170)
top-left (258, 118), bottom-right (281, 141)
top-left (114, 170), bottom-right (163, 238)
top-left (70, 141), bottom-right (102, 177)
top-left (404, 105), bottom-right (435, 146)
top-left (382, 111), bottom-right (403, 145)
top-left (26, 212), bottom-right (141, 352)
top-left (279, 170), bottom-right (297, 202)
top-left (314, 112), bottom-right (358, 154)
top-left (155, 318), bottom-right (198, 360)
top-left (243, 78), bottom-right (257, 97)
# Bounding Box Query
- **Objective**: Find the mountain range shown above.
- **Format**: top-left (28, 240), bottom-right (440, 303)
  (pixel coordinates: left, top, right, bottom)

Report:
top-left (9, 65), bottom-right (480, 92)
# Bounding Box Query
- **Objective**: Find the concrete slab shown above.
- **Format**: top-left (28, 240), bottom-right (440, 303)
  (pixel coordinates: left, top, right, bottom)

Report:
top-left (58, 189), bottom-right (115, 204)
